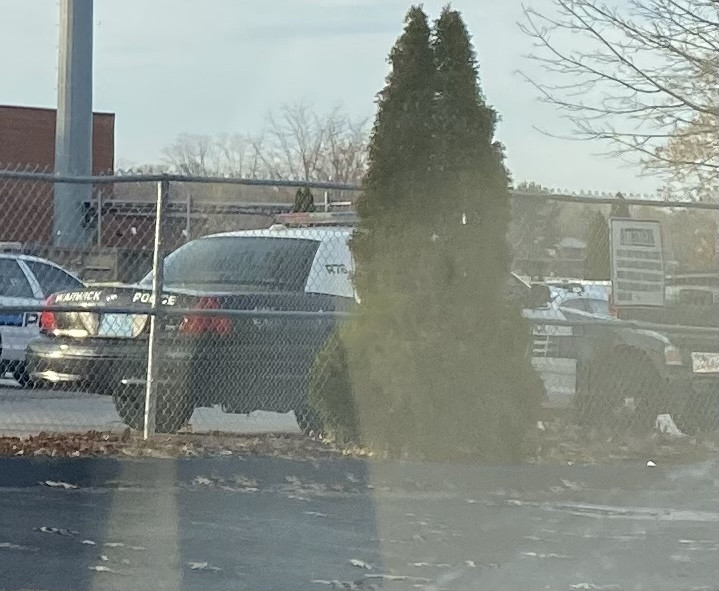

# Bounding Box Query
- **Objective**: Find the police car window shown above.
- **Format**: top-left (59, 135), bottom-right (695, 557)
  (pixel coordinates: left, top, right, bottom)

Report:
top-left (560, 299), bottom-right (589, 312)
top-left (586, 299), bottom-right (610, 315)
top-left (0, 259), bottom-right (34, 298)
top-left (23, 260), bottom-right (83, 297)
top-left (147, 236), bottom-right (320, 291)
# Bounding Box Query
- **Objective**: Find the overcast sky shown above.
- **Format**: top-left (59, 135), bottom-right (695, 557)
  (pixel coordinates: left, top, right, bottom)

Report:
top-left (1, 0), bottom-right (657, 194)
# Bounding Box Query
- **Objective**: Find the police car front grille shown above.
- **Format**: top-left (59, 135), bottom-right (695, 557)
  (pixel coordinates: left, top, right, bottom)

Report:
top-left (532, 335), bottom-right (559, 358)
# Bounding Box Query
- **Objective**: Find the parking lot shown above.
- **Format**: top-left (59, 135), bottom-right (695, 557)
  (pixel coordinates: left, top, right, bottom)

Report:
top-left (0, 358), bottom-right (576, 438)
top-left (0, 378), bottom-right (300, 437)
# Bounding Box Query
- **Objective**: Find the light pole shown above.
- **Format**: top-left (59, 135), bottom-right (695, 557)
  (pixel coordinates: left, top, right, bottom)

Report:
top-left (54, 0), bottom-right (94, 248)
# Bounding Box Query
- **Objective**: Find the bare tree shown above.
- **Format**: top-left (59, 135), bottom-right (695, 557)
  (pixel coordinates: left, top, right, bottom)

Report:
top-left (161, 132), bottom-right (262, 178)
top-left (214, 132), bottom-right (263, 178)
top-left (519, 0), bottom-right (719, 200)
top-left (253, 101), bottom-right (368, 184)
top-left (161, 133), bottom-right (216, 176)
top-left (323, 106), bottom-right (369, 184)
top-left (161, 102), bottom-right (369, 189)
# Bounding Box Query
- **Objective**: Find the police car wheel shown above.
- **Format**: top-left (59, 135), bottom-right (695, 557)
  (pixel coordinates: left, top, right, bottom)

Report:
top-left (112, 386), bottom-right (195, 434)
top-left (674, 391), bottom-right (717, 436)
top-left (13, 366), bottom-right (33, 388)
top-left (575, 348), bottom-right (664, 431)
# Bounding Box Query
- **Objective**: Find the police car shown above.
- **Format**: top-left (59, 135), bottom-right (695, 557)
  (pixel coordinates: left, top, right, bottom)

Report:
top-left (0, 247), bottom-right (84, 385)
top-left (25, 214), bottom-right (357, 432)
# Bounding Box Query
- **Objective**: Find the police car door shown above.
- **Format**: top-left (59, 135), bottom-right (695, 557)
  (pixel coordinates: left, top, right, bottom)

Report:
top-left (0, 258), bottom-right (43, 364)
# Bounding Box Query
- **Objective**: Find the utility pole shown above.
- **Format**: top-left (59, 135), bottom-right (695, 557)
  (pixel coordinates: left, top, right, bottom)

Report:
top-left (54, 0), bottom-right (94, 247)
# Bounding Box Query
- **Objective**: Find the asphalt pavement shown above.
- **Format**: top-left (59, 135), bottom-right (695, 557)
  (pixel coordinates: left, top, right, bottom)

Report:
top-left (0, 379), bottom-right (300, 437)
top-left (0, 454), bottom-right (717, 591)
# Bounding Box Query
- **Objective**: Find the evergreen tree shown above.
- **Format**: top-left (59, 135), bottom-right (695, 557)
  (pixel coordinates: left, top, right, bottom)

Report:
top-left (412, 6), bottom-right (542, 460)
top-left (585, 211), bottom-right (611, 279)
top-left (315, 6), bottom-right (438, 451)
top-left (352, 4), bottom-right (437, 275)
top-left (292, 186), bottom-right (316, 212)
top-left (610, 192), bottom-right (631, 218)
top-left (311, 6), bottom-right (543, 461)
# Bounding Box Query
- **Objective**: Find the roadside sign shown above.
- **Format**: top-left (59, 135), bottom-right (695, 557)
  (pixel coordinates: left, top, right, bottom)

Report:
top-left (610, 218), bottom-right (664, 307)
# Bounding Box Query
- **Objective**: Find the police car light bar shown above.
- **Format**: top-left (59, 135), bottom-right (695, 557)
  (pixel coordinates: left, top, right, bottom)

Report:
top-left (274, 211), bottom-right (359, 227)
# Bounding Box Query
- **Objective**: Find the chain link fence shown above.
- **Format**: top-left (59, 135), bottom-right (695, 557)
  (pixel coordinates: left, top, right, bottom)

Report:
top-left (0, 165), bottom-right (717, 449)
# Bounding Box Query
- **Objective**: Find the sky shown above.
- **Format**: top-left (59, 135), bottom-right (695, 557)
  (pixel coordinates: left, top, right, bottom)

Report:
top-left (0, 0), bottom-right (658, 194)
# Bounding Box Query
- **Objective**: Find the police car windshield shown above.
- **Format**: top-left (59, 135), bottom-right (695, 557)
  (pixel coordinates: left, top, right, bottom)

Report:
top-left (141, 236), bottom-right (320, 291)
top-left (560, 297), bottom-right (610, 316)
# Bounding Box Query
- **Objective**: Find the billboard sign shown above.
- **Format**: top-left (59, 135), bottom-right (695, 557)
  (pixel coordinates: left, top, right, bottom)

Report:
top-left (610, 219), bottom-right (664, 307)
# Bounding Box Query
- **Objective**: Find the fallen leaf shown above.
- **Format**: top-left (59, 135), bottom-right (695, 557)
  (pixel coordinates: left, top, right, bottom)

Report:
top-left (522, 551), bottom-right (571, 559)
top-left (560, 479), bottom-right (583, 491)
top-left (188, 561), bottom-right (222, 571)
top-left (34, 526), bottom-right (78, 536)
top-left (88, 565), bottom-right (119, 574)
top-left (349, 558), bottom-right (372, 570)
top-left (0, 542), bottom-right (37, 551)
top-left (43, 480), bottom-right (78, 490)
top-left (365, 574), bottom-right (430, 583)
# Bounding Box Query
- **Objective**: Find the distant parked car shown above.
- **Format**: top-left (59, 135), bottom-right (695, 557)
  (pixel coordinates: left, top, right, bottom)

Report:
top-left (665, 272), bottom-right (719, 306)
top-left (0, 251), bottom-right (84, 385)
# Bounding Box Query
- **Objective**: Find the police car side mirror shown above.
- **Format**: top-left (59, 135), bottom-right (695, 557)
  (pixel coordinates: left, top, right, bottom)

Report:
top-left (527, 284), bottom-right (552, 309)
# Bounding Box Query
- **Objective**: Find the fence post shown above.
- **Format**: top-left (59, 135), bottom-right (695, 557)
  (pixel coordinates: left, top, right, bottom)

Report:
top-left (96, 188), bottom-right (102, 248)
top-left (185, 192), bottom-right (191, 241)
top-left (143, 176), bottom-right (169, 439)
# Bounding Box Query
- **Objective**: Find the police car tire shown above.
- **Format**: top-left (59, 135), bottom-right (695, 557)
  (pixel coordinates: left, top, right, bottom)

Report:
top-left (575, 348), bottom-right (664, 430)
top-left (112, 387), bottom-right (194, 434)
top-left (13, 367), bottom-right (33, 388)
top-left (674, 391), bottom-right (717, 436)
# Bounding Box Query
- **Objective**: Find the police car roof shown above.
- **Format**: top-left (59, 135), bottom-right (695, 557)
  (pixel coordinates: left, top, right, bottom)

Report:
top-left (205, 225), bottom-right (353, 242)
top-left (551, 285), bottom-right (609, 300)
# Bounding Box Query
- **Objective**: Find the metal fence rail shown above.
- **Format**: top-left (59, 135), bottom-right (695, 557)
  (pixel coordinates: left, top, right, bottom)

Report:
top-left (0, 165), bottom-right (717, 446)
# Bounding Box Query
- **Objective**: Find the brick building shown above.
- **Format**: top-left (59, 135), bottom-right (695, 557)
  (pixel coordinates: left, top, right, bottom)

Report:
top-left (0, 104), bottom-right (115, 245)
